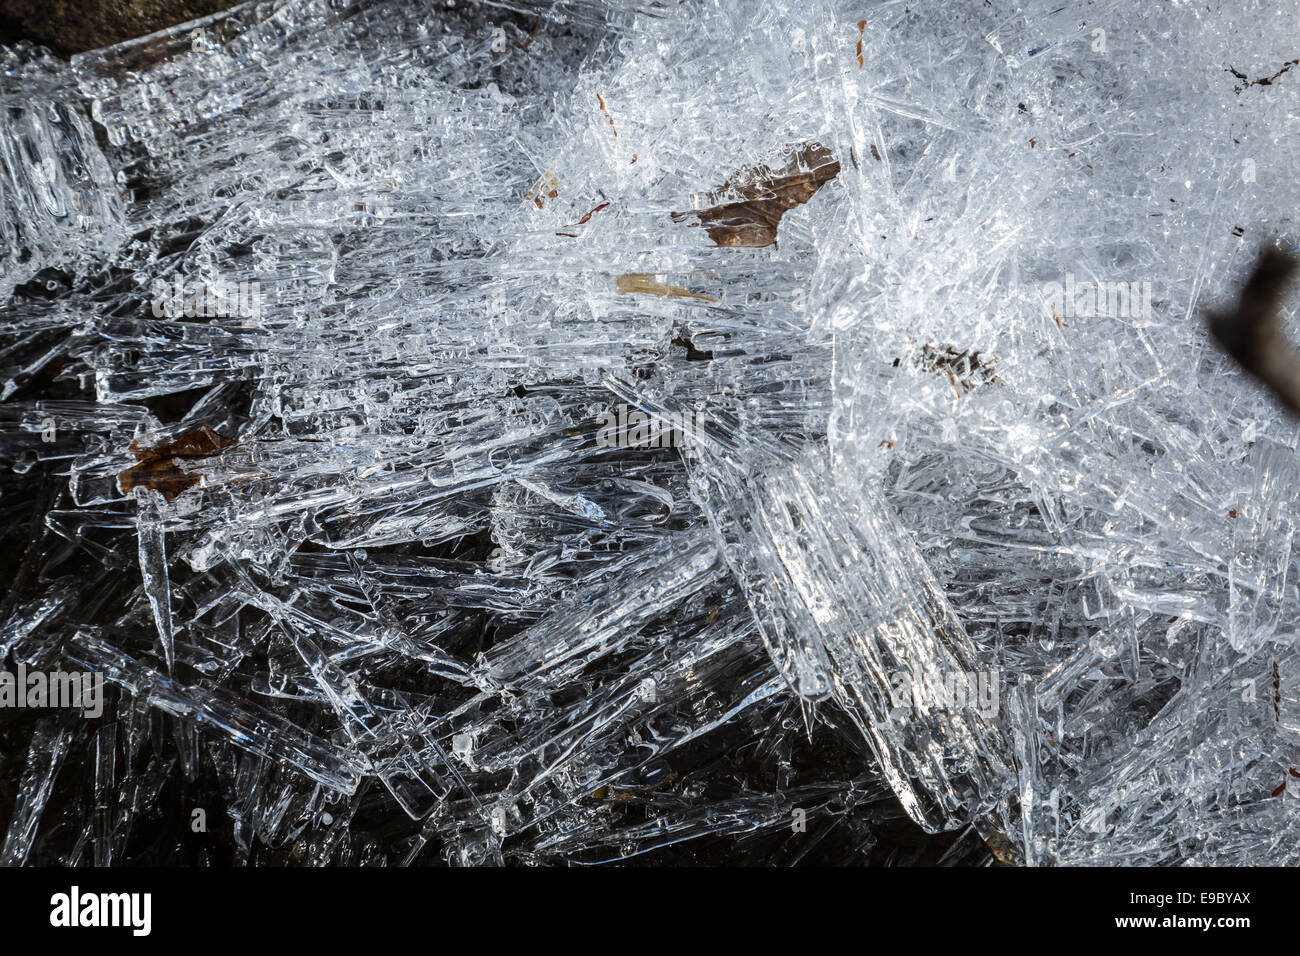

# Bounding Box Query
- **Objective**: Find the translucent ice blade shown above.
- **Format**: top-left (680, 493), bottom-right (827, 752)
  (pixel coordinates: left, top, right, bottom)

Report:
top-left (136, 491), bottom-right (175, 672)
top-left (66, 631), bottom-right (363, 795)
top-left (692, 445), bottom-right (1015, 832)
top-left (1, 718), bottom-right (74, 867)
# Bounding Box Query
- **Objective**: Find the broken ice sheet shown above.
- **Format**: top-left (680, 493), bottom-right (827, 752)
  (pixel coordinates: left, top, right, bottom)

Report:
top-left (4, 0), bottom-right (1300, 868)
top-left (0, 46), bottom-right (126, 299)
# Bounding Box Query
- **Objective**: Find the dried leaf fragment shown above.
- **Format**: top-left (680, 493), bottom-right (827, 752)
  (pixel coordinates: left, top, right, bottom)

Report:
top-left (615, 273), bottom-right (717, 302)
top-left (1227, 58), bottom-right (1300, 93)
top-left (118, 426), bottom-right (236, 501)
top-left (576, 201), bottom-right (610, 225)
top-left (596, 93), bottom-right (618, 137)
top-left (916, 344), bottom-right (1000, 392)
top-left (671, 142), bottom-right (841, 248)
top-left (526, 172), bottom-right (559, 209)
top-left (516, 14), bottom-right (541, 50)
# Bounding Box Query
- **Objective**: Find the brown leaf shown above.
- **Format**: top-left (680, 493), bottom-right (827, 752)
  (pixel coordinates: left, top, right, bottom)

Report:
top-left (118, 426), bottom-right (236, 502)
top-left (671, 142), bottom-right (841, 248)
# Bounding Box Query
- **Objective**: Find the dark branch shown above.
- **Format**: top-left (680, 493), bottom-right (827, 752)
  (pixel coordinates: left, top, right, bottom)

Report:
top-left (1207, 246), bottom-right (1300, 413)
